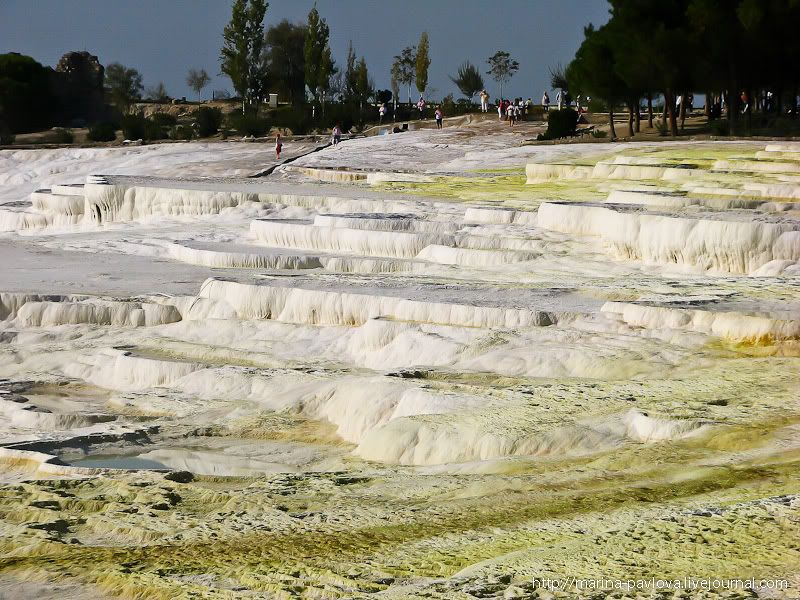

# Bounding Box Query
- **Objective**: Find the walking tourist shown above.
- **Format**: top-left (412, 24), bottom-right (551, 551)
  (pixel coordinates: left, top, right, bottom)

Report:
top-left (379, 103), bottom-right (387, 124)
top-left (434, 106), bottom-right (443, 129)
top-left (542, 91), bottom-right (550, 112)
top-left (274, 133), bottom-right (282, 159)
top-left (331, 124), bottom-right (342, 146)
top-left (417, 96), bottom-right (426, 119)
top-left (480, 90), bottom-right (489, 112)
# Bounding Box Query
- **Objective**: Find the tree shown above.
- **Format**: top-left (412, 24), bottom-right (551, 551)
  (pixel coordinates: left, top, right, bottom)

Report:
top-left (415, 32), bottom-right (431, 96)
top-left (602, 0), bottom-right (696, 137)
top-left (145, 82), bottom-right (170, 102)
top-left (344, 41), bottom-right (358, 100)
top-left (220, 0), bottom-right (269, 113)
top-left (105, 62), bottom-right (143, 113)
top-left (450, 61), bottom-right (484, 101)
top-left (0, 53), bottom-right (56, 133)
top-left (354, 56), bottom-right (372, 110)
top-left (486, 50), bottom-right (519, 99)
top-left (376, 89), bottom-right (392, 105)
top-left (304, 6), bottom-right (335, 109)
top-left (566, 24), bottom-right (624, 139)
top-left (263, 20), bottom-right (306, 104)
top-left (392, 46), bottom-right (416, 104)
top-left (186, 68), bottom-right (211, 100)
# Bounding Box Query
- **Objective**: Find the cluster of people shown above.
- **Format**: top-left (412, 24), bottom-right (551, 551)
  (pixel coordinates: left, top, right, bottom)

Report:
top-left (497, 98), bottom-right (532, 126)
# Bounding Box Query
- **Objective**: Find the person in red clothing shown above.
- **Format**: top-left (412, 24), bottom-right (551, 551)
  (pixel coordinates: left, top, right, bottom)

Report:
top-left (275, 133), bottom-right (283, 159)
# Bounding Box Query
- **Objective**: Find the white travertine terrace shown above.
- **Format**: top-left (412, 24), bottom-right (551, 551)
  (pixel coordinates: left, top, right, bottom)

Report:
top-left (250, 219), bottom-right (455, 258)
top-left (194, 278), bottom-right (556, 328)
top-left (536, 201), bottom-right (800, 274)
top-left (602, 301), bottom-right (800, 342)
top-left (1, 134), bottom-right (799, 598)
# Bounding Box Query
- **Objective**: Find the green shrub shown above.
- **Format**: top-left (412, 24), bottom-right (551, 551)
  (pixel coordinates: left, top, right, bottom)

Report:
top-left (269, 105), bottom-right (311, 135)
top-left (169, 124), bottom-right (195, 140)
top-left (121, 114), bottom-right (167, 141)
top-left (441, 93), bottom-right (456, 114)
top-left (121, 114), bottom-right (146, 140)
top-left (655, 120), bottom-right (669, 136)
top-left (227, 112), bottom-right (270, 137)
top-left (87, 122), bottom-right (117, 142)
top-left (196, 106), bottom-right (223, 137)
top-left (149, 112), bottom-right (177, 127)
top-left (51, 128), bottom-right (74, 144)
top-left (591, 128), bottom-right (608, 138)
top-left (542, 108), bottom-right (578, 139)
top-left (143, 118), bottom-right (165, 140)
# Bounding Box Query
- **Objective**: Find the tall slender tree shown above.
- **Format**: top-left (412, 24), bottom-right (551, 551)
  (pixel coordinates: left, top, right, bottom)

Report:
top-left (415, 32), bottom-right (430, 96)
top-left (220, 0), bottom-right (269, 113)
top-left (344, 41), bottom-right (357, 100)
top-left (354, 57), bottom-right (371, 111)
top-left (304, 6), bottom-right (334, 110)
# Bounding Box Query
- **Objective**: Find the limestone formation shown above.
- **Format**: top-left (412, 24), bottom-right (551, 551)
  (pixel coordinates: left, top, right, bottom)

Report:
top-left (0, 131), bottom-right (798, 599)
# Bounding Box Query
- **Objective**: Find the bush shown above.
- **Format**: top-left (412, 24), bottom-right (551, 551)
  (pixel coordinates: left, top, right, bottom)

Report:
top-left (541, 108), bottom-right (578, 139)
top-left (169, 124), bottom-right (195, 140)
top-left (227, 112), bottom-right (270, 137)
top-left (121, 114), bottom-right (167, 141)
top-left (143, 118), bottom-right (165, 140)
top-left (87, 122), bottom-right (117, 142)
top-left (51, 128), bottom-right (74, 144)
top-left (196, 106), bottom-right (223, 137)
top-left (121, 114), bottom-right (145, 140)
top-left (149, 112), bottom-right (177, 128)
top-left (591, 129), bottom-right (608, 138)
top-left (655, 120), bottom-right (669, 136)
top-left (269, 105), bottom-right (311, 135)
top-left (441, 93), bottom-right (456, 114)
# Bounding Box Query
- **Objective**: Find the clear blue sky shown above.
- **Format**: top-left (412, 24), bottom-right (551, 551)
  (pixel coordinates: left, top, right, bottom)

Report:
top-left (0, 0), bottom-right (610, 101)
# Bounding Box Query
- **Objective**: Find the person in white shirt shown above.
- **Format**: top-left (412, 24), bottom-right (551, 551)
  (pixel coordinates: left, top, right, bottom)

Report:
top-left (542, 91), bottom-right (550, 113)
